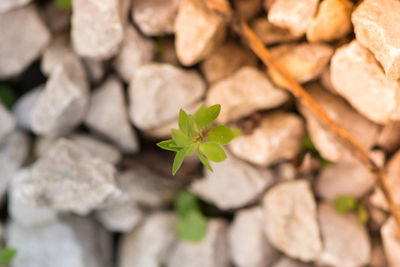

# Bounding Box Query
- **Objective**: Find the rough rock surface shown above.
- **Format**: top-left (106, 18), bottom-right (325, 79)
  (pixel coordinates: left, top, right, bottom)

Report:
top-left (352, 0), bottom-right (400, 80)
top-left (0, 0), bottom-right (31, 13)
top-left (250, 18), bottom-right (299, 45)
top-left (129, 63), bottom-right (205, 130)
top-left (13, 86), bottom-right (42, 131)
top-left (167, 219), bottom-right (229, 267)
top-left (85, 76), bottom-right (139, 153)
top-left (0, 102), bottom-right (16, 143)
top-left (206, 66), bottom-right (289, 124)
top-left (262, 180), bottom-right (322, 261)
top-left (381, 217), bottom-right (400, 266)
top-left (376, 122), bottom-right (400, 153)
top-left (330, 40), bottom-right (400, 124)
top-left (0, 4), bottom-right (50, 78)
top-left (174, 0), bottom-right (226, 66)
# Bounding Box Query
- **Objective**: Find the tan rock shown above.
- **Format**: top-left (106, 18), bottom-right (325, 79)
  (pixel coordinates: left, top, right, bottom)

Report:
top-left (381, 217), bottom-right (400, 266)
top-left (271, 257), bottom-right (309, 267)
top-left (320, 67), bottom-right (338, 95)
top-left (268, 0), bottom-right (318, 36)
top-left (250, 17), bottom-right (299, 45)
top-left (200, 42), bottom-right (258, 84)
top-left (376, 121), bottom-right (400, 153)
top-left (233, 0), bottom-right (262, 21)
top-left (331, 40), bottom-right (400, 124)
top-left (206, 66), bottom-right (289, 124)
top-left (269, 43), bottom-right (333, 88)
top-left (228, 112), bottom-right (304, 167)
top-left (352, 0), bottom-right (400, 80)
top-left (174, 0), bottom-right (226, 66)
top-left (0, 0), bottom-right (30, 13)
top-left (306, 0), bottom-right (354, 43)
top-left (370, 238), bottom-right (388, 267)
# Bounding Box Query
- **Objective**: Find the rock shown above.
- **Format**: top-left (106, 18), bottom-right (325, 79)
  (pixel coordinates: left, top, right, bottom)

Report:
top-left (85, 76), bottom-right (139, 153)
top-left (0, 0), bottom-right (30, 13)
top-left (352, 0), bottom-right (400, 80)
top-left (381, 217), bottom-right (400, 266)
top-left (268, 0), bottom-right (318, 36)
top-left (299, 83), bottom-right (379, 162)
top-left (0, 5), bottom-right (50, 78)
top-left (320, 67), bottom-right (338, 95)
top-left (7, 216), bottom-right (112, 267)
top-left (167, 219), bottom-right (229, 267)
top-left (228, 112), bottom-right (304, 167)
top-left (229, 207), bottom-right (279, 267)
top-left (200, 42), bottom-right (258, 84)
top-left (174, 0), bottom-right (226, 66)
top-left (330, 40), bottom-right (400, 124)
top-left (306, 0), bottom-right (353, 42)
top-left (129, 63), bottom-right (205, 130)
top-left (0, 102), bottom-right (16, 143)
top-left (131, 0), bottom-right (180, 36)
top-left (190, 152), bottom-right (274, 210)
top-left (250, 17), bottom-right (299, 45)
top-left (118, 212), bottom-right (176, 267)
top-left (113, 25), bottom-right (155, 82)
top-left (370, 238), bottom-right (388, 267)
top-left (41, 2), bottom-right (71, 33)
top-left (41, 33), bottom-right (75, 76)
top-left (13, 86), bottom-right (42, 131)
top-left (376, 121), bottom-right (400, 153)
top-left (206, 66), bottom-right (289, 124)
top-left (271, 257), bottom-right (309, 267)
top-left (18, 139), bottom-right (121, 215)
top-left (233, 0), bottom-right (262, 21)
top-left (317, 203), bottom-right (371, 266)
top-left (268, 43), bottom-right (334, 88)
top-left (71, 0), bottom-right (124, 59)
top-left (262, 180), bottom-right (322, 261)
top-left (32, 55), bottom-right (89, 137)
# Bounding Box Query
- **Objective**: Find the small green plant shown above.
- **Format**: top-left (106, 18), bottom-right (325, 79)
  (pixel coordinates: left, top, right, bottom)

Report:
top-left (54, 0), bottom-right (72, 9)
top-left (334, 195), bottom-right (369, 225)
top-left (174, 191), bottom-right (207, 242)
top-left (0, 237), bottom-right (16, 266)
top-left (301, 134), bottom-right (332, 168)
top-left (157, 104), bottom-right (241, 175)
top-left (0, 85), bottom-right (16, 110)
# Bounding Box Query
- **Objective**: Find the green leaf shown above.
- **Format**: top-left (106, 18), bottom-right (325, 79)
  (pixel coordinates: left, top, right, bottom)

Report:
top-left (157, 139), bottom-right (180, 152)
top-left (179, 109), bottom-right (193, 135)
top-left (0, 85), bottom-right (16, 110)
top-left (172, 129), bottom-right (192, 147)
top-left (176, 210), bottom-right (207, 242)
top-left (54, 0), bottom-right (72, 9)
top-left (174, 191), bottom-right (200, 216)
top-left (0, 248), bottom-right (17, 265)
top-left (155, 37), bottom-right (164, 57)
top-left (172, 147), bottom-right (188, 176)
top-left (334, 195), bottom-right (358, 214)
top-left (207, 125), bottom-right (236, 145)
top-left (357, 203), bottom-right (369, 225)
top-left (196, 148), bottom-right (213, 172)
top-left (199, 142), bottom-right (226, 162)
top-left (194, 104), bottom-right (221, 130)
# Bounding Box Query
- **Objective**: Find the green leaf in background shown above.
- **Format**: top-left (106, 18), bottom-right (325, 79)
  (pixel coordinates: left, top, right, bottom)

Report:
top-left (199, 142), bottom-right (226, 162)
top-left (197, 149), bottom-right (213, 172)
top-left (334, 195), bottom-right (358, 214)
top-left (156, 139), bottom-right (180, 152)
top-left (179, 109), bottom-right (193, 135)
top-left (172, 147), bottom-right (188, 176)
top-left (0, 85), bottom-right (16, 110)
top-left (0, 248), bottom-right (17, 265)
top-left (357, 203), bottom-right (369, 225)
top-left (175, 191), bottom-right (200, 216)
top-left (194, 104), bottom-right (221, 130)
top-left (207, 125), bottom-right (235, 145)
top-left (54, 0), bottom-right (72, 9)
top-left (155, 37), bottom-right (164, 57)
top-left (176, 210), bottom-right (207, 242)
top-left (171, 129), bottom-right (192, 147)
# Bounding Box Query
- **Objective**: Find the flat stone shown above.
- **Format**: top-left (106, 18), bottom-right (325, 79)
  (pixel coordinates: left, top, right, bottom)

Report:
top-left (229, 207), bottom-right (279, 267)
top-left (306, 0), bottom-right (354, 42)
top-left (190, 152), bottom-right (274, 210)
top-left (85, 76), bottom-right (139, 153)
top-left (13, 86), bottom-right (42, 131)
top-left (0, 0), bottom-right (30, 13)
top-left (250, 17), bottom-right (299, 45)
top-left (0, 102), bottom-right (16, 143)
top-left (233, 0), bottom-right (262, 21)
top-left (71, 0), bottom-right (125, 59)
top-left (206, 66), bottom-right (289, 124)
top-left (200, 42), bottom-right (258, 84)
top-left (129, 63), bottom-right (205, 130)
top-left (317, 203), bottom-right (371, 266)
top-left (330, 40), bottom-right (400, 124)
top-left (118, 212), bottom-right (176, 267)
top-left (381, 218), bottom-right (399, 266)
top-left (113, 25), bottom-right (155, 82)
top-left (174, 0), bottom-right (226, 66)
top-left (0, 4), bottom-right (50, 78)
top-left (268, 0), bottom-right (318, 36)
top-left (352, 0), bottom-right (400, 80)
top-left (167, 219), bottom-right (229, 267)
top-left (262, 180), bottom-right (322, 261)
top-left (228, 112), bottom-right (304, 167)
top-left (376, 122), bottom-right (400, 153)
top-left (131, 0), bottom-right (180, 36)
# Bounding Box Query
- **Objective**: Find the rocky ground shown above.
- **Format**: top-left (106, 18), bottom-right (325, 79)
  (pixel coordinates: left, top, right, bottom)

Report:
top-left (0, 0), bottom-right (400, 266)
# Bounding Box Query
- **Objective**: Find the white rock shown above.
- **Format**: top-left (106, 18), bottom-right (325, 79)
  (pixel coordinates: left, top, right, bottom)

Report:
top-left (229, 207), bottom-right (279, 267)
top-left (0, 102), bottom-right (16, 142)
top-left (174, 0), bottom-right (226, 66)
top-left (13, 86), bottom-right (42, 131)
top-left (317, 203), bottom-right (371, 266)
top-left (191, 153), bottom-right (274, 210)
top-left (206, 66), bottom-right (289, 124)
top-left (229, 112), bottom-right (304, 167)
top-left (167, 219), bottom-right (229, 267)
top-left (0, 0), bottom-right (30, 13)
top-left (262, 180), bottom-right (322, 261)
top-left (118, 212), bottom-right (176, 267)
top-left (0, 4), bottom-right (50, 78)
top-left (85, 76), bottom-right (139, 153)
top-left (113, 25), bottom-right (155, 82)
top-left (380, 217), bottom-right (400, 266)
top-left (129, 63), bottom-right (205, 130)
top-left (41, 33), bottom-right (75, 76)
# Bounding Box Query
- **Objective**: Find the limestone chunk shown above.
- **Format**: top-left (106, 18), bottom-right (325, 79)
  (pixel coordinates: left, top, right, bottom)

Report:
top-left (13, 86), bottom-right (41, 131)
top-left (381, 217), bottom-right (400, 267)
top-left (0, 102), bottom-right (16, 143)
top-left (0, 0), bottom-right (30, 13)
top-left (174, 0), bottom-right (226, 66)
top-left (250, 18), bottom-right (299, 45)
top-left (206, 66), bottom-right (289, 124)
top-left (41, 34), bottom-right (75, 76)
top-left (229, 112), bottom-right (304, 167)
top-left (330, 40), bottom-right (400, 124)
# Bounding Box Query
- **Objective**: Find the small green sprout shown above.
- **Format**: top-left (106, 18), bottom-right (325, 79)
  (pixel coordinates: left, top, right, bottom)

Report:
top-left (54, 0), bottom-right (72, 9)
top-left (334, 195), bottom-right (369, 225)
top-left (157, 104), bottom-right (241, 176)
top-left (301, 134), bottom-right (333, 168)
top-left (0, 85), bottom-right (16, 110)
top-left (0, 237), bottom-right (17, 266)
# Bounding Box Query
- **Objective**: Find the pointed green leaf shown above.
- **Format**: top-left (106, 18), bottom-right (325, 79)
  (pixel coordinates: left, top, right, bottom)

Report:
top-left (174, 191), bottom-right (200, 216)
top-left (157, 139), bottom-right (180, 152)
top-left (172, 129), bottom-right (192, 147)
top-left (179, 109), bottom-right (193, 135)
top-left (176, 210), bottom-right (207, 242)
top-left (199, 142), bottom-right (226, 162)
top-left (334, 195), bottom-right (357, 214)
top-left (207, 125), bottom-right (236, 145)
top-left (172, 147), bottom-right (188, 176)
top-left (196, 148), bottom-right (213, 172)
top-left (0, 85), bottom-right (16, 109)
top-left (0, 248), bottom-right (17, 264)
top-left (194, 104), bottom-right (221, 130)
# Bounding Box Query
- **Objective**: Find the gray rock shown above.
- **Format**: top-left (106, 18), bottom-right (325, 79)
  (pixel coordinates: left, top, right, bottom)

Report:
top-left (129, 63), bottom-right (205, 130)
top-left (0, 102), bottom-right (16, 142)
top-left (85, 76), bottom-right (139, 153)
top-left (13, 86), bottom-right (42, 131)
top-left (0, 4), bottom-right (50, 78)
top-left (262, 180), bottom-right (322, 261)
top-left (167, 219), bottom-right (229, 267)
top-left (118, 212), bottom-right (176, 267)
top-left (229, 207), bottom-right (279, 267)
top-left (0, 0), bottom-right (30, 13)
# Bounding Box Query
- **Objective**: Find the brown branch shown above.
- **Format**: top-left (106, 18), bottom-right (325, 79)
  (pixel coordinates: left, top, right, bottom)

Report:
top-left (203, 0), bottom-right (400, 229)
